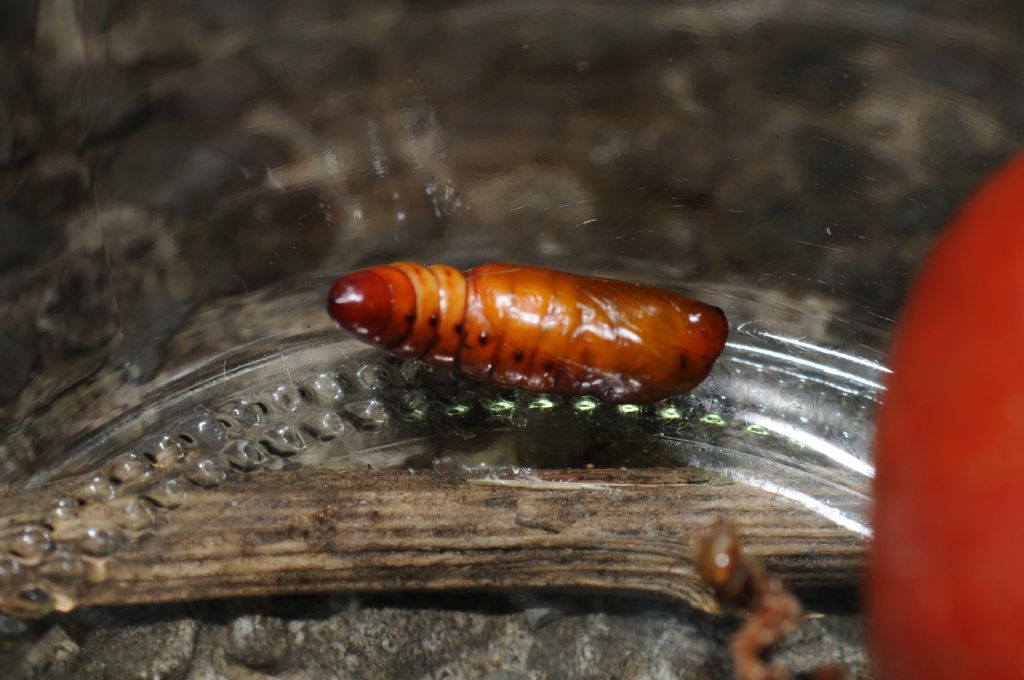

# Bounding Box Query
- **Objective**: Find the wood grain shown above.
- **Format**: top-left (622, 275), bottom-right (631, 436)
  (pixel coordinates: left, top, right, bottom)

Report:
top-left (0, 467), bottom-right (865, 618)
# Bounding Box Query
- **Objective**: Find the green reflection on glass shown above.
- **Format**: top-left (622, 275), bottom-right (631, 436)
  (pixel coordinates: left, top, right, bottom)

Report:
top-left (657, 406), bottom-right (682, 420)
top-left (486, 398), bottom-right (515, 413)
top-left (445, 404), bottom-right (470, 417)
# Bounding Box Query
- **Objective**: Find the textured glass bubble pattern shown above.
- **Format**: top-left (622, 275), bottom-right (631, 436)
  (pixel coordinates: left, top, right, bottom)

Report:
top-left (28, 280), bottom-right (882, 541)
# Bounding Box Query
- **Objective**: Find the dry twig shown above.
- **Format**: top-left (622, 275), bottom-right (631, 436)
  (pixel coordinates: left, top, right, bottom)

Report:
top-left (0, 466), bottom-right (864, 619)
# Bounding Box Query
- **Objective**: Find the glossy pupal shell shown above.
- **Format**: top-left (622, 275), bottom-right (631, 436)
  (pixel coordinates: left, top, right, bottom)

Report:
top-left (328, 263), bottom-right (728, 404)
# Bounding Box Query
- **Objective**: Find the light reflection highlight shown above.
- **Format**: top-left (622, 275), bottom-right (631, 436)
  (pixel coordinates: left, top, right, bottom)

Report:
top-left (743, 412), bottom-right (875, 479)
top-left (742, 475), bottom-right (872, 537)
top-left (727, 356), bottom-right (863, 396)
top-left (727, 341), bottom-right (886, 392)
top-left (757, 330), bottom-right (891, 374)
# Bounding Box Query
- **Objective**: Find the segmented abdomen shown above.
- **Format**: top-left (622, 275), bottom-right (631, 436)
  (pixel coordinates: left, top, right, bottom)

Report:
top-left (327, 263), bottom-right (728, 403)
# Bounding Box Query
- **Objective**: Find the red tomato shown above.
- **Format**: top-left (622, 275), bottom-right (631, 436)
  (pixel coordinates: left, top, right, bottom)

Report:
top-left (869, 154), bottom-right (1024, 679)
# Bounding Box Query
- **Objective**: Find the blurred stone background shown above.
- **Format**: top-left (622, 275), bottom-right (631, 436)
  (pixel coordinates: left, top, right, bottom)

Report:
top-left (1, 0), bottom-right (1021, 677)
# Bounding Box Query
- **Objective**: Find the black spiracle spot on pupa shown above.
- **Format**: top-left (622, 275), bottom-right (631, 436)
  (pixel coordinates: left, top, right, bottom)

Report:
top-left (429, 314), bottom-right (439, 327)
top-left (513, 350), bottom-right (524, 362)
top-left (405, 313), bottom-right (415, 324)
top-left (679, 354), bottom-right (689, 371)
top-left (478, 332), bottom-right (488, 345)
top-left (454, 322), bottom-right (464, 334)
top-left (544, 361), bottom-right (554, 372)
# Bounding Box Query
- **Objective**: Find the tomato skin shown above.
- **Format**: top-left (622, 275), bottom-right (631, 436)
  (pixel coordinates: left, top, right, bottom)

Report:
top-left (869, 154), bottom-right (1024, 679)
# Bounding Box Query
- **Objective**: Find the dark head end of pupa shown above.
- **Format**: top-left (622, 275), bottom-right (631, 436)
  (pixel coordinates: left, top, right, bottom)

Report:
top-left (327, 270), bottom-right (393, 339)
